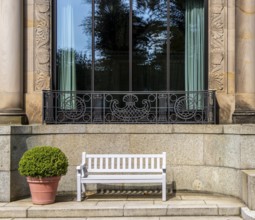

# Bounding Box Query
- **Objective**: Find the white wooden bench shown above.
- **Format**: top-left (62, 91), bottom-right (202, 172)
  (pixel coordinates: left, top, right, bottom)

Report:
top-left (76, 152), bottom-right (167, 201)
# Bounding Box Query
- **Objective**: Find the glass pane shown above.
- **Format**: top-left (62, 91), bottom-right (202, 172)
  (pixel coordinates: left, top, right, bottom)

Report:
top-left (132, 0), bottom-right (168, 91)
top-left (94, 0), bottom-right (130, 91)
top-left (57, 0), bottom-right (92, 91)
top-left (169, 0), bottom-right (185, 91)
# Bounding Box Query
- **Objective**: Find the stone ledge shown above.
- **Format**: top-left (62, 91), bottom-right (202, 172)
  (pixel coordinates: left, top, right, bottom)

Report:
top-left (0, 124), bottom-right (254, 135)
top-left (242, 170), bottom-right (255, 210)
top-left (233, 111), bottom-right (255, 124)
top-left (242, 207), bottom-right (255, 220)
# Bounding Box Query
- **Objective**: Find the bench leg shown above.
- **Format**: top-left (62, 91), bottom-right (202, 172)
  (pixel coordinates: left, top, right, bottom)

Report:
top-left (162, 173), bottom-right (166, 201)
top-left (77, 174), bottom-right (82, 201)
top-left (82, 183), bottom-right (86, 195)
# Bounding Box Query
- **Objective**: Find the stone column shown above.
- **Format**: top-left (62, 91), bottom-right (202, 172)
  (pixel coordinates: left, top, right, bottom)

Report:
top-left (0, 0), bottom-right (26, 124)
top-left (233, 0), bottom-right (255, 123)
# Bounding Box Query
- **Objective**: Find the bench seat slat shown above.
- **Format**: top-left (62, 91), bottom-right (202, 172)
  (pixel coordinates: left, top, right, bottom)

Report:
top-left (87, 154), bottom-right (164, 158)
top-left (80, 175), bottom-right (163, 184)
top-left (87, 169), bottom-right (162, 173)
top-left (83, 174), bottom-right (163, 180)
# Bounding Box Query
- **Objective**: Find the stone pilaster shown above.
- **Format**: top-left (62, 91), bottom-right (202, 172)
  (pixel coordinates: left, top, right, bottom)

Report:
top-left (24, 0), bottom-right (51, 124)
top-left (233, 0), bottom-right (255, 123)
top-left (209, 0), bottom-right (235, 123)
top-left (0, 0), bottom-right (27, 124)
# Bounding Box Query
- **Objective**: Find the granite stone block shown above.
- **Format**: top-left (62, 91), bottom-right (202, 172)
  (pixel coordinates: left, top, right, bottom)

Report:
top-left (0, 171), bottom-right (11, 202)
top-left (172, 166), bottom-right (241, 198)
top-left (0, 136), bottom-right (10, 171)
top-left (204, 135), bottom-right (241, 168)
top-left (166, 204), bottom-right (218, 216)
top-left (130, 134), bottom-right (204, 166)
top-left (124, 205), bottom-right (167, 216)
top-left (241, 136), bottom-right (255, 169)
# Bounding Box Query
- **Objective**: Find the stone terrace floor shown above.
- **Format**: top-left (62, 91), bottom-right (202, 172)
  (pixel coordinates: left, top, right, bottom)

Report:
top-left (0, 191), bottom-right (246, 219)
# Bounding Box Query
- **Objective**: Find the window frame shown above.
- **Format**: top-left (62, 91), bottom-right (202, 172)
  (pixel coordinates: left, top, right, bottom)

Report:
top-left (52, 0), bottom-right (208, 91)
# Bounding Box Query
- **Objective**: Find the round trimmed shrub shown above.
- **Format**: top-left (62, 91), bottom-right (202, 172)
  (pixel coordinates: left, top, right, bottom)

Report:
top-left (18, 146), bottom-right (68, 178)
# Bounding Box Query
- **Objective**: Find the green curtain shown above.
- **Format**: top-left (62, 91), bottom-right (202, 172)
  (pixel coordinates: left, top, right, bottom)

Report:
top-left (59, 2), bottom-right (76, 109)
top-left (185, 0), bottom-right (204, 109)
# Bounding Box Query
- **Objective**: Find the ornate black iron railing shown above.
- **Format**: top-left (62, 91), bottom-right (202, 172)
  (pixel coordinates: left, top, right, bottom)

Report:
top-left (43, 90), bottom-right (216, 124)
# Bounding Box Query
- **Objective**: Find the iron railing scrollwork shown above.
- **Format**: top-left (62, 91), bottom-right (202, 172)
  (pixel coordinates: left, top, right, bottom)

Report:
top-left (43, 90), bottom-right (216, 124)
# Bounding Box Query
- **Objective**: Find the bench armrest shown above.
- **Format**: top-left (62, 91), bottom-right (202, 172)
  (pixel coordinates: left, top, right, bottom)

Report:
top-left (76, 164), bottom-right (87, 177)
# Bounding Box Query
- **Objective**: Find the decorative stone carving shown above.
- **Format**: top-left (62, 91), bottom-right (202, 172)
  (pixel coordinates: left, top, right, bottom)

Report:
top-left (34, 0), bottom-right (51, 91)
top-left (209, 0), bottom-right (225, 91)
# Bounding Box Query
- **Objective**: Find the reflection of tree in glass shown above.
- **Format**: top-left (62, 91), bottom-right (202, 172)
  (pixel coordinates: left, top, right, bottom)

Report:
top-left (133, 0), bottom-right (167, 64)
top-left (80, 0), bottom-right (185, 61)
top-left (170, 0), bottom-right (185, 51)
top-left (78, 0), bottom-right (186, 90)
top-left (95, 0), bottom-right (129, 53)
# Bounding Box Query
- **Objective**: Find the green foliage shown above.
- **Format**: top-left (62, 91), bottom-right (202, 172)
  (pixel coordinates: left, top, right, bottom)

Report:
top-left (18, 146), bottom-right (68, 178)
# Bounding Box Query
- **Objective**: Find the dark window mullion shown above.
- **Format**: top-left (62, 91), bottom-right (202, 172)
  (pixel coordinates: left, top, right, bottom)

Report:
top-left (92, 0), bottom-right (95, 91)
top-left (129, 0), bottom-right (133, 91)
top-left (53, 0), bottom-right (57, 90)
top-left (167, 0), bottom-right (170, 91)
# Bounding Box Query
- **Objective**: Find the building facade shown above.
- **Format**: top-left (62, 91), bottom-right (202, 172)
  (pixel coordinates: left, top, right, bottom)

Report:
top-left (0, 0), bottom-right (254, 125)
top-left (0, 0), bottom-right (255, 214)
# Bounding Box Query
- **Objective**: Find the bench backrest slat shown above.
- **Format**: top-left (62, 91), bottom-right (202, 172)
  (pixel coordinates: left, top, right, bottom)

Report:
top-left (82, 152), bottom-right (166, 173)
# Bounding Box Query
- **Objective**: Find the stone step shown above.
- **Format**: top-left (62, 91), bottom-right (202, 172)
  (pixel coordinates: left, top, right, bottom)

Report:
top-left (0, 204), bottom-right (243, 218)
top-left (0, 217), bottom-right (244, 220)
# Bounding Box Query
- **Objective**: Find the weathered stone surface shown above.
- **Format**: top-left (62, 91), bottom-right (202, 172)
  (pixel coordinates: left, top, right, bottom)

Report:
top-left (28, 206), bottom-right (124, 218)
top-left (0, 0), bottom-right (24, 112)
top-left (233, 111), bottom-right (255, 124)
top-left (0, 207), bottom-right (27, 218)
top-left (240, 136), bottom-right (255, 169)
top-left (242, 170), bottom-right (255, 210)
top-left (10, 135), bottom-right (32, 170)
top-left (10, 171), bottom-right (30, 201)
top-left (87, 124), bottom-right (173, 134)
top-left (25, 93), bottom-right (42, 124)
top-left (172, 125), bottom-right (223, 134)
top-left (218, 204), bottom-right (241, 216)
top-left (223, 125), bottom-right (242, 134)
top-left (241, 125), bottom-right (255, 135)
top-left (124, 205), bottom-right (167, 216)
top-left (0, 136), bottom-right (10, 171)
top-left (204, 135), bottom-right (241, 168)
top-left (0, 116), bottom-right (27, 125)
top-left (0, 171), bottom-right (11, 202)
top-left (242, 207), bottom-right (255, 220)
top-left (58, 166), bottom-right (77, 192)
top-left (248, 173), bottom-right (255, 210)
top-left (167, 204), bottom-right (218, 216)
top-left (31, 125), bottom-right (87, 134)
top-left (130, 134), bottom-right (204, 166)
top-left (217, 94), bottom-right (235, 124)
top-left (235, 0), bottom-right (255, 114)
top-left (0, 126), bottom-right (10, 134)
top-left (172, 166), bottom-right (241, 198)
top-left (25, 134), bottom-right (130, 166)
top-left (11, 126), bottom-right (32, 135)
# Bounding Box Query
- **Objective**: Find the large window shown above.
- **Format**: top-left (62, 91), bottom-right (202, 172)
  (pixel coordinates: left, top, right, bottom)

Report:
top-left (54, 0), bottom-right (207, 92)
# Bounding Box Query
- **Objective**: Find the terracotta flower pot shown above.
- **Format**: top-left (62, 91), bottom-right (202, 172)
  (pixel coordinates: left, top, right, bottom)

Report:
top-left (27, 176), bottom-right (61, 205)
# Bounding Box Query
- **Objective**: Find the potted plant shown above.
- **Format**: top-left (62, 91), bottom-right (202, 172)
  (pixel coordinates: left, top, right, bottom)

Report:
top-left (18, 146), bottom-right (68, 205)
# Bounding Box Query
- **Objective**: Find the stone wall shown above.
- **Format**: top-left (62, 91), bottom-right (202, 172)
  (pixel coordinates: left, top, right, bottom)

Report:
top-left (0, 124), bottom-right (255, 203)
